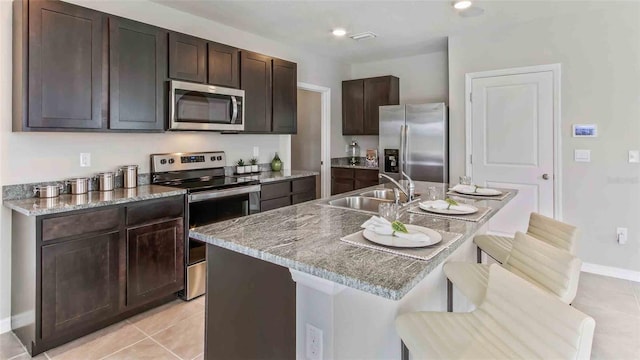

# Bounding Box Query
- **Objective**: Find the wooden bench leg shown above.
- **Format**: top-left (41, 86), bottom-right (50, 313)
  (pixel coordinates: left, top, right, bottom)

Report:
top-left (447, 278), bottom-right (453, 312)
top-left (401, 340), bottom-right (410, 360)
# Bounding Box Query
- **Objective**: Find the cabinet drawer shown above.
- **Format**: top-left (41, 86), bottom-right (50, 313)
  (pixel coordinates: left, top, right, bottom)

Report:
top-left (261, 181), bottom-right (291, 200)
top-left (261, 196), bottom-right (291, 211)
top-left (292, 176), bottom-right (315, 194)
top-left (42, 208), bottom-right (121, 242)
top-left (126, 196), bottom-right (184, 227)
top-left (331, 168), bottom-right (354, 179)
top-left (355, 169), bottom-right (379, 181)
top-left (292, 192), bottom-right (315, 205)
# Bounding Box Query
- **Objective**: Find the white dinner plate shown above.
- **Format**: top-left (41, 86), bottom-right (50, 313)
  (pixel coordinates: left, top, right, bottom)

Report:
top-left (362, 225), bottom-right (442, 248)
top-left (418, 202), bottom-right (478, 215)
top-left (452, 187), bottom-right (502, 196)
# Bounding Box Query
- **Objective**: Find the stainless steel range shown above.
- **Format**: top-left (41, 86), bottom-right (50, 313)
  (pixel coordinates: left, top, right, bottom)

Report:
top-left (151, 151), bottom-right (261, 300)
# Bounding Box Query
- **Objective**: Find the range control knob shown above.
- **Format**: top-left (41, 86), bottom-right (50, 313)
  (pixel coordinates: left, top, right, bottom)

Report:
top-left (168, 159), bottom-right (175, 164)
top-left (217, 156), bottom-right (223, 161)
top-left (160, 159), bottom-right (167, 165)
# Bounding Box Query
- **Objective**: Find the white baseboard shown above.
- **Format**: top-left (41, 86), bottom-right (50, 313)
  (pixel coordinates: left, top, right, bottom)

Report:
top-left (582, 262), bottom-right (640, 283)
top-left (0, 317), bottom-right (10, 334)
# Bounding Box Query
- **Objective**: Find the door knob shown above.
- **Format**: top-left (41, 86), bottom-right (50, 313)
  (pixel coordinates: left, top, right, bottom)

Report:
top-left (542, 173), bottom-right (550, 180)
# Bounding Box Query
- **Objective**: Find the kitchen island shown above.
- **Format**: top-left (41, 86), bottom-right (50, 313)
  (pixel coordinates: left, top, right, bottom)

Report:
top-left (190, 181), bottom-right (516, 359)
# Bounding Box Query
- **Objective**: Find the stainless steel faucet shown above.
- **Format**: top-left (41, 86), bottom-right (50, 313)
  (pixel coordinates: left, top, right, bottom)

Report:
top-left (379, 172), bottom-right (415, 204)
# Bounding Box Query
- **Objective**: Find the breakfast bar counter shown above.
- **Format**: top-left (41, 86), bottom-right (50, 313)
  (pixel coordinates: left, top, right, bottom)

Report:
top-left (190, 181), bottom-right (516, 359)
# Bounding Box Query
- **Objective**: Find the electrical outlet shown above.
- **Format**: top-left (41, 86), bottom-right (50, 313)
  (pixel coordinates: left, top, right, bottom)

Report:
top-left (80, 153), bottom-right (91, 167)
top-left (253, 146), bottom-right (260, 157)
top-left (617, 227), bottom-right (628, 245)
top-left (305, 324), bottom-right (323, 360)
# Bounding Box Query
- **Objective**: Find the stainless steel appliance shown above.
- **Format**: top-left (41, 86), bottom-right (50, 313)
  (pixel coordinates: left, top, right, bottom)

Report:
top-left (151, 151), bottom-right (261, 300)
top-left (379, 103), bottom-right (449, 182)
top-left (169, 80), bottom-right (245, 132)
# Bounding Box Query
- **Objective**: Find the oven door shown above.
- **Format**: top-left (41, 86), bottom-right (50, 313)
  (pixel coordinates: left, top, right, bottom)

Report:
top-left (184, 186), bottom-right (260, 300)
top-left (170, 80), bottom-right (244, 132)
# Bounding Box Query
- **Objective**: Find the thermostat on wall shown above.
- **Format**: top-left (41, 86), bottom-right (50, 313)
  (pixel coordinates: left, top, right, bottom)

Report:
top-left (573, 124), bottom-right (597, 137)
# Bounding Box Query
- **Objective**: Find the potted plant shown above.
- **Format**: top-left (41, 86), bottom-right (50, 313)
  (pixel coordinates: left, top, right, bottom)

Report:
top-left (249, 157), bottom-right (259, 173)
top-left (236, 159), bottom-right (245, 174)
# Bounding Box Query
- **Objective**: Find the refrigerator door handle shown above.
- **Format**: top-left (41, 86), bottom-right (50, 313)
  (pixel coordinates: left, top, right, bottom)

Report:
top-left (400, 125), bottom-right (405, 174)
top-left (404, 125), bottom-right (410, 176)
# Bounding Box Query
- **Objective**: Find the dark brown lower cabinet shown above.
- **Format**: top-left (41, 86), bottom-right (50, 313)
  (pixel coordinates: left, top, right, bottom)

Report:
top-left (41, 232), bottom-right (121, 339)
top-left (11, 195), bottom-right (186, 356)
top-left (127, 218), bottom-right (184, 307)
top-left (331, 167), bottom-right (379, 195)
top-left (260, 176), bottom-right (316, 211)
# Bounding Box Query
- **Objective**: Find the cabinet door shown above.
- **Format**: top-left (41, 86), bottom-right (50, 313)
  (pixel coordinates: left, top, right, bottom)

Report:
top-left (41, 232), bottom-right (121, 339)
top-left (28, 0), bottom-right (105, 129)
top-left (109, 17), bottom-right (167, 131)
top-left (240, 51), bottom-right (272, 133)
top-left (169, 32), bottom-right (206, 83)
top-left (342, 80), bottom-right (364, 135)
top-left (363, 77), bottom-right (388, 135)
top-left (331, 178), bottom-right (354, 195)
top-left (207, 42), bottom-right (239, 88)
top-left (127, 218), bottom-right (184, 307)
top-left (272, 59), bottom-right (297, 134)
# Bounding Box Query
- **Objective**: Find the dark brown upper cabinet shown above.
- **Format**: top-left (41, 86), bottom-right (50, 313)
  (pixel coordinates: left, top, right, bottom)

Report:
top-left (169, 32), bottom-right (206, 83)
top-left (207, 42), bottom-right (239, 88)
top-left (272, 59), bottom-right (297, 134)
top-left (14, 0), bottom-right (106, 130)
top-left (240, 50), bottom-right (273, 133)
top-left (109, 17), bottom-right (167, 131)
top-left (342, 75), bottom-right (399, 135)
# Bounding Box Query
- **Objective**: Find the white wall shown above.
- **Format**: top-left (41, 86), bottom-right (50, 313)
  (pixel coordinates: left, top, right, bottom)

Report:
top-left (0, 0), bottom-right (349, 327)
top-left (341, 51), bottom-right (449, 157)
top-left (448, 4), bottom-right (640, 272)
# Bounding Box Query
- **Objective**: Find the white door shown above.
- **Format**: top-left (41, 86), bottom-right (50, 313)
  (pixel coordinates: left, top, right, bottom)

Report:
top-left (470, 70), bottom-right (556, 236)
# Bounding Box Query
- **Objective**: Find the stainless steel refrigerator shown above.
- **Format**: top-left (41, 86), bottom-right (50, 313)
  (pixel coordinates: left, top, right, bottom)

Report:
top-left (378, 103), bottom-right (448, 182)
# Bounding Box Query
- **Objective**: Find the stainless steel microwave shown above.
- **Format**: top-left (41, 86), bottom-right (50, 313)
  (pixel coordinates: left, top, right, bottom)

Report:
top-left (169, 80), bottom-right (245, 131)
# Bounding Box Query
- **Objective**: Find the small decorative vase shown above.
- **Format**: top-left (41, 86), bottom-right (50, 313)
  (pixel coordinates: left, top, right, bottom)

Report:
top-left (251, 165), bottom-right (259, 173)
top-left (271, 153), bottom-right (282, 171)
top-left (236, 166), bottom-right (245, 174)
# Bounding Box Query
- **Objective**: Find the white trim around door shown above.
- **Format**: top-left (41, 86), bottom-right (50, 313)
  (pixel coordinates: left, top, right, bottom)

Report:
top-left (465, 63), bottom-right (562, 220)
top-left (297, 82), bottom-right (331, 198)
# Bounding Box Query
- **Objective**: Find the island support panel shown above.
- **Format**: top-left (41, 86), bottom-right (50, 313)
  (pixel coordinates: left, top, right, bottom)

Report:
top-left (205, 245), bottom-right (295, 359)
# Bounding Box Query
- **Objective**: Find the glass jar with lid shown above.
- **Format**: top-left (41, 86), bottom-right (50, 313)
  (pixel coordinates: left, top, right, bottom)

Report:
top-left (347, 140), bottom-right (360, 165)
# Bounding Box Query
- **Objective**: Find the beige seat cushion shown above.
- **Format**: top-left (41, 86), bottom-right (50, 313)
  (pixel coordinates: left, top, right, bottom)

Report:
top-left (396, 265), bottom-right (595, 359)
top-left (474, 213), bottom-right (579, 264)
top-left (445, 232), bottom-right (582, 306)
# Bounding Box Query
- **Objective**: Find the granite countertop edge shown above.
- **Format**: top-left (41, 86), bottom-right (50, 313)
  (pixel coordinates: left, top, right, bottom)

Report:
top-left (3, 186), bottom-right (187, 217)
top-left (252, 170), bottom-right (320, 184)
top-left (331, 164), bottom-right (379, 170)
top-left (190, 230), bottom-right (402, 300)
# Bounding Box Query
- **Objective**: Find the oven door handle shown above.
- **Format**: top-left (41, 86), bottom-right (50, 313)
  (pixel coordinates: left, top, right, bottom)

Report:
top-left (188, 185), bottom-right (261, 203)
top-left (231, 96), bottom-right (238, 124)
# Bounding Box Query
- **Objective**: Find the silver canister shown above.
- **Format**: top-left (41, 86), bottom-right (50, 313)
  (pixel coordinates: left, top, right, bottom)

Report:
top-left (33, 184), bottom-right (64, 198)
top-left (95, 172), bottom-right (115, 191)
top-left (66, 177), bottom-right (89, 195)
top-left (119, 165), bottom-right (138, 188)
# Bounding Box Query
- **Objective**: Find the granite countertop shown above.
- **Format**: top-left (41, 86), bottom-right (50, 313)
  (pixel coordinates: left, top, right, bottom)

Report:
top-left (331, 157), bottom-right (379, 170)
top-left (3, 185), bottom-right (186, 216)
top-left (190, 182), bottom-right (516, 300)
top-left (233, 170), bottom-right (319, 183)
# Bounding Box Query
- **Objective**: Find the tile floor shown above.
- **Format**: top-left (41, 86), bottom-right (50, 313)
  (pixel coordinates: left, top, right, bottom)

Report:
top-left (1, 273), bottom-right (639, 359)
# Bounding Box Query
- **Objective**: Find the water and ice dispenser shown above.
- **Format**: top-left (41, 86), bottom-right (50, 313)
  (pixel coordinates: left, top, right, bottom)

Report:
top-left (383, 149), bottom-right (399, 173)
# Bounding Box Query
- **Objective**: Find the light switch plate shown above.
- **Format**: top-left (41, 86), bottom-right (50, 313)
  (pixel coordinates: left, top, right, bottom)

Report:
top-left (574, 149), bottom-right (591, 162)
top-left (629, 150), bottom-right (640, 163)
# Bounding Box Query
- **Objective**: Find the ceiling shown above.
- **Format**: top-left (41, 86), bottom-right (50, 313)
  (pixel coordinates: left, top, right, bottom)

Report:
top-left (153, 0), bottom-right (611, 63)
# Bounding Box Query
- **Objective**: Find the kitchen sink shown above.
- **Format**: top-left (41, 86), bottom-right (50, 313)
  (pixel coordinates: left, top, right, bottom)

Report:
top-left (360, 189), bottom-right (421, 202)
top-left (327, 196), bottom-right (392, 213)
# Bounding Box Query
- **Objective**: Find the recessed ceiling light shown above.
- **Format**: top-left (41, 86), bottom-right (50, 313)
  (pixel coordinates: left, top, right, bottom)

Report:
top-left (332, 28), bottom-right (347, 37)
top-left (453, 0), bottom-right (473, 10)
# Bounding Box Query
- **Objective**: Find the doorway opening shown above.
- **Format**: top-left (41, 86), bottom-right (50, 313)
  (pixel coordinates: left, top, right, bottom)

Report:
top-left (294, 83), bottom-right (331, 198)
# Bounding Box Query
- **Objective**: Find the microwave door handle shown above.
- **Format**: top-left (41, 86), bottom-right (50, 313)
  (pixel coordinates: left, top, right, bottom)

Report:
top-left (231, 96), bottom-right (238, 123)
